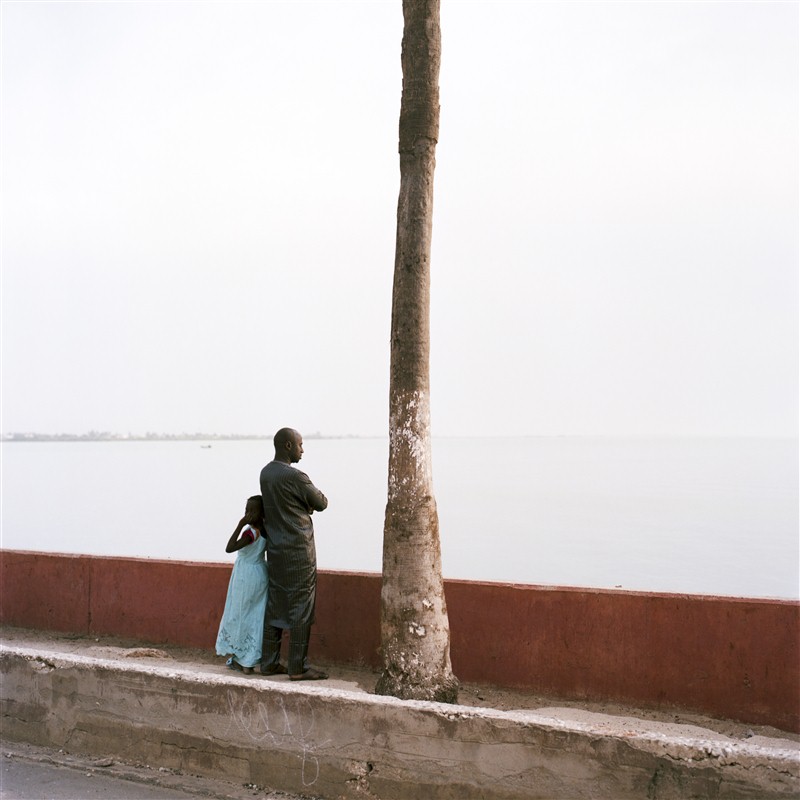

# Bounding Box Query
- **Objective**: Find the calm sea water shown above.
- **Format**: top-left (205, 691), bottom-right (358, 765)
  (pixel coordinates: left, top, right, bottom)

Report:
top-left (1, 437), bottom-right (797, 599)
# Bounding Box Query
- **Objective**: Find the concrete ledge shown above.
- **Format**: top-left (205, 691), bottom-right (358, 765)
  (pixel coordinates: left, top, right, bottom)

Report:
top-left (2, 644), bottom-right (798, 800)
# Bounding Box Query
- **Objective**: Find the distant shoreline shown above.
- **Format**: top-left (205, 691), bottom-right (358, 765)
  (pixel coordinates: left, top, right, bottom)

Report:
top-left (1, 433), bottom-right (374, 443)
top-left (3, 432), bottom-right (793, 443)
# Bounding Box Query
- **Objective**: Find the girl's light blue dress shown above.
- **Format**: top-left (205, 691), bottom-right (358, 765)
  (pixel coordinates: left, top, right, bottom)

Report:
top-left (215, 525), bottom-right (268, 668)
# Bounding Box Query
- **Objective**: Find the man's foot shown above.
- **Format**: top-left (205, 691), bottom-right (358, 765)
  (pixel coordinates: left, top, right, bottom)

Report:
top-left (226, 658), bottom-right (257, 674)
top-left (289, 668), bottom-right (328, 681)
top-left (258, 663), bottom-right (288, 676)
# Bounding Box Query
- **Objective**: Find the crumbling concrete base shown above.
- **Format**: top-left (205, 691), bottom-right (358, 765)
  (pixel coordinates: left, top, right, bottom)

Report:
top-left (1, 645), bottom-right (798, 799)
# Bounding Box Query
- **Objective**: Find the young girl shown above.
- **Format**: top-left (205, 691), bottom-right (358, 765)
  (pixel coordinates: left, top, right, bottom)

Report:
top-left (215, 496), bottom-right (268, 674)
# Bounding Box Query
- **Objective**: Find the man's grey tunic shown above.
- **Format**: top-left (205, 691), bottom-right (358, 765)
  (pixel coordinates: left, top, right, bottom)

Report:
top-left (260, 460), bottom-right (328, 629)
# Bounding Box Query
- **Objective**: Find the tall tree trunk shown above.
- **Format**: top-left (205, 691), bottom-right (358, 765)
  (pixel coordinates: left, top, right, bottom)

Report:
top-left (375, 0), bottom-right (458, 704)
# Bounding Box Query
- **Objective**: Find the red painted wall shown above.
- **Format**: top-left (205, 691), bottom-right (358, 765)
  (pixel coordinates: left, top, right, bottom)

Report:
top-left (2, 550), bottom-right (797, 732)
top-left (444, 580), bottom-right (800, 733)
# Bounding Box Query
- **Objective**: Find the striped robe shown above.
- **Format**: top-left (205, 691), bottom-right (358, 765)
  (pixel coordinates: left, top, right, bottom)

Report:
top-left (260, 460), bottom-right (328, 629)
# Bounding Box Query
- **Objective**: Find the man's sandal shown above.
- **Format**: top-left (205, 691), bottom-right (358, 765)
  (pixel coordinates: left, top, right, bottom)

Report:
top-left (289, 668), bottom-right (328, 681)
top-left (258, 664), bottom-right (288, 676)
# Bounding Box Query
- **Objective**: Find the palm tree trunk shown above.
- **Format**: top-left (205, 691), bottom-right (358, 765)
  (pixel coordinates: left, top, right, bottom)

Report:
top-left (375, 0), bottom-right (458, 703)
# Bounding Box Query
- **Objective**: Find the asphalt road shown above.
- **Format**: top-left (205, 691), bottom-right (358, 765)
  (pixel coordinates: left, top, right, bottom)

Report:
top-left (0, 742), bottom-right (319, 800)
top-left (1, 758), bottom-right (203, 800)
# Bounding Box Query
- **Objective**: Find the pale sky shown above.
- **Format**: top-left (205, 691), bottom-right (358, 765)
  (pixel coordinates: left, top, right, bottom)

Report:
top-left (2, 0), bottom-right (797, 438)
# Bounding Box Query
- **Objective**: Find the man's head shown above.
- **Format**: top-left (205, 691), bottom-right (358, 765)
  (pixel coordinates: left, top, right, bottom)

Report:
top-left (274, 427), bottom-right (303, 463)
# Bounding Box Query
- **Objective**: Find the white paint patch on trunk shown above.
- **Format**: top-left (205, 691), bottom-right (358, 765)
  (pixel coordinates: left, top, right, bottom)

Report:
top-left (388, 389), bottom-right (432, 503)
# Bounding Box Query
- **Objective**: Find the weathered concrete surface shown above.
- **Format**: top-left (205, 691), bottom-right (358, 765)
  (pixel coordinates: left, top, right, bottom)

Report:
top-left (2, 643), bottom-right (798, 800)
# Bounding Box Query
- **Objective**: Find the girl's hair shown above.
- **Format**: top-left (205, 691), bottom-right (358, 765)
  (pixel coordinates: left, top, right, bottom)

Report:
top-left (245, 496), bottom-right (264, 530)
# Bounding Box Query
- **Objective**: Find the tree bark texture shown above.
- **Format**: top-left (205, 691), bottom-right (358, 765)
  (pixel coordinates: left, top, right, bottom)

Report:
top-left (376, 0), bottom-right (458, 704)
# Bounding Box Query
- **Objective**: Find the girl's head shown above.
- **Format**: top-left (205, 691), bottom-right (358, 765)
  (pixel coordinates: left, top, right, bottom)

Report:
top-left (245, 496), bottom-right (263, 524)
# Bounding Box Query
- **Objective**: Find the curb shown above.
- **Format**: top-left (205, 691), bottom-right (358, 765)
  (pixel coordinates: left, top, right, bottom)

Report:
top-left (2, 644), bottom-right (798, 799)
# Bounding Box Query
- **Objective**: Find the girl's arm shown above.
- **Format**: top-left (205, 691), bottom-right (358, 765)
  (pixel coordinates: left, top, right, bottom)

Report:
top-left (225, 517), bottom-right (256, 553)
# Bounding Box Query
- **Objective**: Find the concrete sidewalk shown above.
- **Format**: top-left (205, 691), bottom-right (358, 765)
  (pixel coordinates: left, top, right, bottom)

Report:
top-left (1, 629), bottom-right (798, 799)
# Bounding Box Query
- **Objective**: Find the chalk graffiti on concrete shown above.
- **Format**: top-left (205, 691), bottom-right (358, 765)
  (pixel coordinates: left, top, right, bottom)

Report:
top-left (225, 690), bottom-right (331, 786)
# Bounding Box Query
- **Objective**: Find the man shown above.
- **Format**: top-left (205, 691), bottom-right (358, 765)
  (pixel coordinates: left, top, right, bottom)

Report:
top-left (259, 427), bottom-right (329, 680)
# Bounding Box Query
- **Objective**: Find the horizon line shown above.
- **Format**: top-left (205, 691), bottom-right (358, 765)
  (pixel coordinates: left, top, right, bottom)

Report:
top-left (2, 431), bottom-right (796, 442)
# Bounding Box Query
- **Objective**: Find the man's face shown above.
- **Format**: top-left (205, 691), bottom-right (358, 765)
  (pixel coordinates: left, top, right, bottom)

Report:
top-left (289, 434), bottom-right (304, 463)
